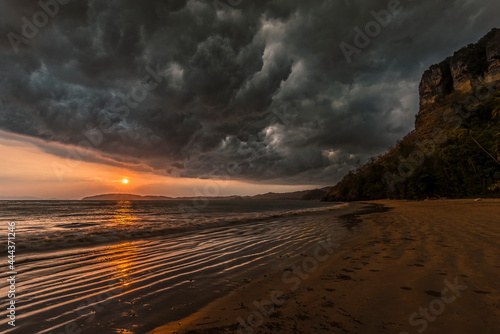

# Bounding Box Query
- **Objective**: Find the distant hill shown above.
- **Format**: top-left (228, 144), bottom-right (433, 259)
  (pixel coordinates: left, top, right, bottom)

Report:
top-left (245, 187), bottom-right (331, 201)
top-left (82, 187), bottom-right (332, 201)
top-left (82, 194), bottom-right (174, 201)
top-left (245, 190), bottom-right (309, 201)
top-left (0, 196), bottom-right (40, 200)
top-left (82, 193), bottom-right (247, 201)
top-left (301, 188), bottom-right (330, 200)
top-left (324, 28), bottom-right (500, 202)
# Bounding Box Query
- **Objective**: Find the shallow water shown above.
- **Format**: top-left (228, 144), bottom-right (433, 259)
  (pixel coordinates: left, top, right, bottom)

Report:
top-left (0, 200), bottom-right (340, 252)
top-left (0, 200), bottom-right (350, 333)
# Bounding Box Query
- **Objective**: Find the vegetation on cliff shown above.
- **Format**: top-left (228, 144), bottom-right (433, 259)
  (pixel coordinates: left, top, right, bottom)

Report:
top-left (324, 29), bottom-right (500, 201)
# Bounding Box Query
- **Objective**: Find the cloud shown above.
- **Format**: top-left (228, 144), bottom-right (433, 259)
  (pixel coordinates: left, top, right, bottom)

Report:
top-left (0, 0), bottom-right (499, 185)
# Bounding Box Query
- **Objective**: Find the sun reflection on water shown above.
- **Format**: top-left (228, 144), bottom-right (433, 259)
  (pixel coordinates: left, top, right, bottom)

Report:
top-left (112, 201), bottom-right (138, 226)
top-left (103, 201), bottom-right (141, 287)
top-left (103, 242), bottom-right (137, 288)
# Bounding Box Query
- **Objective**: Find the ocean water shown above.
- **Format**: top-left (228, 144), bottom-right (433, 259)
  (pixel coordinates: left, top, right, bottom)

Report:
top-left (0, 200), bottom-right (342, 252)
top-left (0, 200), bottom-right (350, 334)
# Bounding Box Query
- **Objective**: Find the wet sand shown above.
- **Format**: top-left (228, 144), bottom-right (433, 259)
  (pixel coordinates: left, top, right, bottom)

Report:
top-left (149, 199), bottom-right (500, 334)
top-left (3, 202), bottom-right (361, 334)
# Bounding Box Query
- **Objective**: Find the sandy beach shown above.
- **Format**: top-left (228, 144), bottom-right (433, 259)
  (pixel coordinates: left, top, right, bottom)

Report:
top-left (149, 199), bottom-right (500, 334)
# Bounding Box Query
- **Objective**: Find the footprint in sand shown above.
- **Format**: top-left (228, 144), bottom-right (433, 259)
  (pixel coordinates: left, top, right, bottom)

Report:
top-left (425, 290), bottom-right (442, 297)
top-left (320, 300), bottom-right (335, 308)
top-left (336, 274), bottom-right (353, 280)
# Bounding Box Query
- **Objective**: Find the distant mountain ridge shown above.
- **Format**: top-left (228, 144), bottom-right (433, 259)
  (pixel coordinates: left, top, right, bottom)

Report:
top-left (82, 187), bottom-right (331, 201)
top-left (0, 196), bottom-right (40, 200)
top-left (246, 187), bottom-right (331, 201)
top-left (82, 194), bottom-right (175, 201)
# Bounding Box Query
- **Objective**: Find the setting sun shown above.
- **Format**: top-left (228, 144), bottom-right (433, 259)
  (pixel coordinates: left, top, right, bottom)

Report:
top-left (122, 179), bottom-right (129, 184)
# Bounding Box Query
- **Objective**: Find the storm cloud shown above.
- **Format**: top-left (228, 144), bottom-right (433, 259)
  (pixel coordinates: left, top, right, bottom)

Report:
top-left (0, 0), bottom-right (498, 184)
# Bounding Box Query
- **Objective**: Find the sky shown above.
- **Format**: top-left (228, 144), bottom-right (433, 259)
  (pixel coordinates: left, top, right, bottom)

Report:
top-left (0, 0), bottom-right (499, 199)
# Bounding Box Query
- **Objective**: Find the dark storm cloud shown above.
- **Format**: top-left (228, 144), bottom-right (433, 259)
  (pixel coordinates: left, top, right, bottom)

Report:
top-left (0, 0), bottom-right (499, 184)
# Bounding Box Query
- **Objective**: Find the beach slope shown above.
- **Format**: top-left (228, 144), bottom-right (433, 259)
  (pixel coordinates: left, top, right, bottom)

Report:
top-left (149, 199), bottom-right (500, 334)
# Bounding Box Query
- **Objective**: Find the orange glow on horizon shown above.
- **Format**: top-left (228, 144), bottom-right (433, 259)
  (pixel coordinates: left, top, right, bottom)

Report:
top-left (0, 129), bottom-right (324, 199)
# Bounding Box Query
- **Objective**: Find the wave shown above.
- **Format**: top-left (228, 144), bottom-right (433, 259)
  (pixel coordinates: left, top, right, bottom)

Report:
top-left (1, 208), bottom-right (350, 334)
top-left (6, 203), bottom-right (347, 253)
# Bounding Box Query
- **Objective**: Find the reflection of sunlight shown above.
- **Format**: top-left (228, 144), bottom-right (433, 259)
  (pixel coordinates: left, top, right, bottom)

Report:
top-left (93, 202), bottom-right (143, 288)
top-left (112, 201), bottom-right (138, 226)
top-left (102, 202), bottom-right (140, 287)
top-left (104, 242), bottom-right (137, 288)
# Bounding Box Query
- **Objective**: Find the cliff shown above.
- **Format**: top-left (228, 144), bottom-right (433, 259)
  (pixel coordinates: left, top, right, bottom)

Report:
top-left (324, 28), bottom-right (500, 201)
top-left (419, 28), bottom-right (500, 107)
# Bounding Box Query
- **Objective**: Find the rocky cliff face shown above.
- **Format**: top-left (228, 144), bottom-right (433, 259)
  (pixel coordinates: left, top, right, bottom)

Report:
top-left (324, 28), bottom-right (500, 202)
top-left (419, 60), bottom-right (453, 106)
top-left (486, 30), bottom-right (500, 83)
top-left (419, 28), bottom-right (500, 107)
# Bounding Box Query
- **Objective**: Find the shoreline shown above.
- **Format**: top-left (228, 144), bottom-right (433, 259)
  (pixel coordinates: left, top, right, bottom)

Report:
top-left (149, 199), bottom-right (500, 334)
top-left (147, 201), bottom-right (385, 334)
top-left (6, 200), bottom-right (344, 255)
top-left (2, 200), bottom-right (364, 333)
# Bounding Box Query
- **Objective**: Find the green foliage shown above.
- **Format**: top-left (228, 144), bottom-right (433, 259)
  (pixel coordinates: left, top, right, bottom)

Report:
top-left (325, 90), bottom-right (500, 201)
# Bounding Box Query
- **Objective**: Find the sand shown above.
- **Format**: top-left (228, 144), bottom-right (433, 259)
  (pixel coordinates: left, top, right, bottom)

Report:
top-left (149, 199), bottom-right (500, 334)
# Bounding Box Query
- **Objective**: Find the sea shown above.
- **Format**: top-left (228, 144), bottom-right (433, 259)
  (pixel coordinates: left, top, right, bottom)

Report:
top-left (0, 200), bottom-right (352, 334)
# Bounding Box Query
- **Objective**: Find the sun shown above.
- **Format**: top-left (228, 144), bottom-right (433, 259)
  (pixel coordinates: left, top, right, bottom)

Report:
top-left (122, 178), bottom-right (129, 184)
